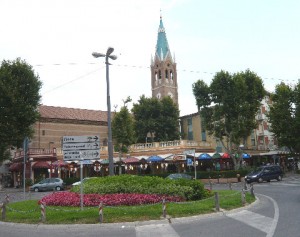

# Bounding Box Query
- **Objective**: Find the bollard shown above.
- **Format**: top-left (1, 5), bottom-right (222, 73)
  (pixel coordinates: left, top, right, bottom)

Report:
top-left (40, 202), bottom-right (46, 222)
top-left (214, 192), bottom-right (220, 212)
top-left (162, 198), bottom-right (167, 218)
top-left (229, 182), bottom-right (232, 190)
top-left (99, 202), bottom-right (103, 223)
top-left (243, 180), bottom-right (247, 190)
top-left (209, 179), bottom-right (213, 190)
top-left (1, 202), bottom-right (6, 221)
top-left (241, 189), bottom-right (246, 205)
top-left (250, 184), bottom-right (255, 197)
top-left (5, 194), bottom-right (9, 204)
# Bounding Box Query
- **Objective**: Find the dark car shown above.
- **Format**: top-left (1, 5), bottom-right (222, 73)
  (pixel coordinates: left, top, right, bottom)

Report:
top-left (245, 165), bottom-right (283, 183)
top-left (30, 178), bottom-right (65, 192)
top-left (166, 173), bottom-right (193, 180)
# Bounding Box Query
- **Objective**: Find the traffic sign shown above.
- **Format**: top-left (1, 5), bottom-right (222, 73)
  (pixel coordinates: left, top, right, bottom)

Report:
top-left (62, 135), bottom-right (100, 161)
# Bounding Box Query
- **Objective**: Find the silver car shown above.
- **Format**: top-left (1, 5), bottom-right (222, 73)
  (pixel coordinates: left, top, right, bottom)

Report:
top-left (30, 178), bottom-right (65, 192)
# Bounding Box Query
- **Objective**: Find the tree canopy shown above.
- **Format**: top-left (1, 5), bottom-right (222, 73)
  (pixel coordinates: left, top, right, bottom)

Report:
top-left (268, 82), bottom-right (300, 153)
top-left (193, 69), bottom-right (265, 169)
top-left (131, 95), bottom-right (180, 143)
top-left (0, 58), bottom-right (42, 161)
top-left (112, 97), bottom-right (135, 153)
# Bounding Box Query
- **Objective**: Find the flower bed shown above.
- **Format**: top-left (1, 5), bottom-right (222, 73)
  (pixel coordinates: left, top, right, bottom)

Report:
top-left (39, 191), bottom-right (185, 207)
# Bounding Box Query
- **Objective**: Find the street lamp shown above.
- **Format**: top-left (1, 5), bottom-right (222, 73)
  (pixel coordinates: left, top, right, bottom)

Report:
top-left (92, 47), bottom-right (117, 176)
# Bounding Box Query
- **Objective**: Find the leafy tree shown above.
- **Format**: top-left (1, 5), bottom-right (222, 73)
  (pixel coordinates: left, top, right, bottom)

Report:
top-left (0, 58), bottom-right (42, 161)
top-left (132, 95), bottom-right (180, 143)
top-left (193, 69), bottom-right (265, 169)
top-left (112, 97), bottom-right (135, 173)
top-left (268, 82), bottom-right (300, 153)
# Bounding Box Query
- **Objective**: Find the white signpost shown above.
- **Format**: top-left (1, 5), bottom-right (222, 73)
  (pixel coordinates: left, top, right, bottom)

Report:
top-left (62, 135), bottom-right (100, 211)
top-left (62, 135), bottom-right (100, 161)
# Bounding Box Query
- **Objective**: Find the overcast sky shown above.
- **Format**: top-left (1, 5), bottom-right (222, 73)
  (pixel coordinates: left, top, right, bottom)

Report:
top-left (1, 0), bottom-right (300, 116)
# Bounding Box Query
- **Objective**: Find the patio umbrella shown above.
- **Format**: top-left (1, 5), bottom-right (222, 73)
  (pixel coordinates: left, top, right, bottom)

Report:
top-left (243, 153), bottom-right (251, 159)
top-left (100, 159), bottom-right (109, 164)
top-left (198, 153), bottom-right (212, 160)
top-left (221, 153), bottom-right (231, 159)
top-left (123, 157), bottom-right (140, 164)
top-left (52, 160), bottom-right (68, 167)
top-left (212, 152), bottom-right (221, 159)
top-left (147, 155), bottom-right (164, 162)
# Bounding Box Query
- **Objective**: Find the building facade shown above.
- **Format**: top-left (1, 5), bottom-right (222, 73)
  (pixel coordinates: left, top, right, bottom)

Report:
top-left (180, 94), bottom-right (277, 155)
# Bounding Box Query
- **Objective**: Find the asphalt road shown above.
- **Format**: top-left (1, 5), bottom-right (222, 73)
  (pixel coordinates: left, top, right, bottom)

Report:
top-left (0, 174), bottom-right (299, 237)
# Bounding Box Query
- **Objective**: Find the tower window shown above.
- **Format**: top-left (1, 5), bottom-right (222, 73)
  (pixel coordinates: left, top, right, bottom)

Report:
top-left (165, 70), bottom-right (168, 79)
top-left (158, 70), bottom-right (161, 79)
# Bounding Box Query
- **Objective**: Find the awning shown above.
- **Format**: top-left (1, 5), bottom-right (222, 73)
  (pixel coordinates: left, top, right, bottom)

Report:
top-left (147, 155), bottom-right (164, 162)
top-left (221, 153), bottom-right (231, 159)
top-left (52, 160), bottom-right (68, 167)
top-left (123, 157), bottom-right (140, 164)
top-left (212, 153), bottom-right (221, 159)
top-left (243, 153), bottom-right (251, 159)
top-left (9, 163), bottom-right (23, 172)
top-left (32, 161), bottom-right (51, 169)
top-left (198, 153), bottom-right (212, 160)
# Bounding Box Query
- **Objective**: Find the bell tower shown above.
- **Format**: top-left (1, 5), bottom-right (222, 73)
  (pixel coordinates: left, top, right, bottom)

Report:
top-left (151, 16), bottom-right (178, 107)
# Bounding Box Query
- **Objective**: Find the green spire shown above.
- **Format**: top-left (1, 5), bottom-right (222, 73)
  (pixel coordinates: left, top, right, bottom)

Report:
top-left (155, 16), bottom-right (172, 61)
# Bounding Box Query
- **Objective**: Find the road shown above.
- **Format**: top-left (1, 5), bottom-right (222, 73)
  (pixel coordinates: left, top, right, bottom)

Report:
top-left (0, 174), bottom-right (299, 237)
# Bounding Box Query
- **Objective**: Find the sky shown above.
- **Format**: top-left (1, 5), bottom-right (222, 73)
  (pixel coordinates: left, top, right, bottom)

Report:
top-left (1, 0), bottom-right (300, 116)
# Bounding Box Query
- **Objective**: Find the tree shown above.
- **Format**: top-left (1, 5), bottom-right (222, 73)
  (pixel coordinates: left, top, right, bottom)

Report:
top-left (193, 69), bottom-right (265, 170)
top-left (112, 97), bottom-right (135, 173)
top-left (0, 58), bottom-right (42, 161)
top-left (131, 95), bottom-right (180, 143)
top-left (268, 82), bottom-right (300, 153)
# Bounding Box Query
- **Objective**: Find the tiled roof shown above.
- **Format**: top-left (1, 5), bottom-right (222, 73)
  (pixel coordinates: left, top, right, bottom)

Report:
top-left (38, 105), bottom-right (108, 122)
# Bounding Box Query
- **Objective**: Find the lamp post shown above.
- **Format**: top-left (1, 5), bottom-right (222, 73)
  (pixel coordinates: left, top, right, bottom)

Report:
top-left (92, 47), bottom-right (117, 176)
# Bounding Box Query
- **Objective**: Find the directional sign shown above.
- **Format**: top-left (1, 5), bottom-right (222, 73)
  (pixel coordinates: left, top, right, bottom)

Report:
top-left (63, 135), bottom-right (100, 161)
top-left (63, 142), bottom-right (99, 151)
top-left (63, 135), bottom-right (99, 143)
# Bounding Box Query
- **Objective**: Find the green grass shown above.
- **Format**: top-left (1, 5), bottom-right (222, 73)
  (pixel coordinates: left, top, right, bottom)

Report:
top-left (4, 190), bottom-right (255, 224)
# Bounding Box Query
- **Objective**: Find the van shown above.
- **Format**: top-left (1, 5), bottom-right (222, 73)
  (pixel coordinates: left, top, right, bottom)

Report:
top-left (245, 165), bottom-right (283, 183)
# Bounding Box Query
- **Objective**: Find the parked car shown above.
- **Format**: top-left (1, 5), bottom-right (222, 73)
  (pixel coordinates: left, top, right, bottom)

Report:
top-left (245, 165), bottom-right (283, 183)
top-left (72, 177), bottom-right (92, 186)
top-left (166, 173), bottom-right (193, 180)
top-left (30, 178), bottom-right (65, 192)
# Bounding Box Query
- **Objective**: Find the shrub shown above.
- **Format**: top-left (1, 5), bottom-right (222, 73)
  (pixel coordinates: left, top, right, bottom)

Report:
top-left (71, 175), bottom-right (210, 201)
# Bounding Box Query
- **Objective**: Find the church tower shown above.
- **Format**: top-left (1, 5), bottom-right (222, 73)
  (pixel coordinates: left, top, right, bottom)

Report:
top-left (151, 16), bottom-right (178, 107)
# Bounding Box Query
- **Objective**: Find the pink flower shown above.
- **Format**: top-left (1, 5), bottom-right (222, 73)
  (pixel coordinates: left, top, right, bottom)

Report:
top-left (39, 192), bottom-right (185, 207)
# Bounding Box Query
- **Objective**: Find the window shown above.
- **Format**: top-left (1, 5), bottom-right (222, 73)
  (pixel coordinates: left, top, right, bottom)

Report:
top-left (42, 130), bottom-right (45, 136)
top-left (187, 118), bottom-right (193, 140)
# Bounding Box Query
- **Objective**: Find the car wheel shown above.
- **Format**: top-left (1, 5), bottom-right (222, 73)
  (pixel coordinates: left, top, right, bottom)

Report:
top-left (277, 175), bottom-right (282, 181)
top-left (55, 186), bottom-right (61, 191)
top-left (34, 187), bottom-right (39, 192)
top-left (258, 178), bottom-right (263, 183)
top-left (267, 180), bottom-right (270, 182)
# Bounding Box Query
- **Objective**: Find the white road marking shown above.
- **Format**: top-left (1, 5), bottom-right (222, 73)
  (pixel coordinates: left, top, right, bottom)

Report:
top-left (227, 194), bottom-right (279, 237)
top-left (135, 224), bottom-right (180, 237)
top-left (227, 210), bottom-right (273, 233)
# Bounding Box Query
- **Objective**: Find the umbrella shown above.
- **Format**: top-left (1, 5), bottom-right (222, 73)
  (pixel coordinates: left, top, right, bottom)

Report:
top-left (198, 153), bottom-right (212, 160)
top-left (243, 153), bottom-right (251, 159)
top-left (100, 159), bottom-right (109, 164)
top-left (212, 152), bottom-right (221, 159)
top-left (147, 155), bottom-right (164, 162)
top-left (221, 153), bottom-right (231, 159)
top-left (123, 157), bottom-right (140, 164)
top-left (52, 160), bottom-right (68, 167)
